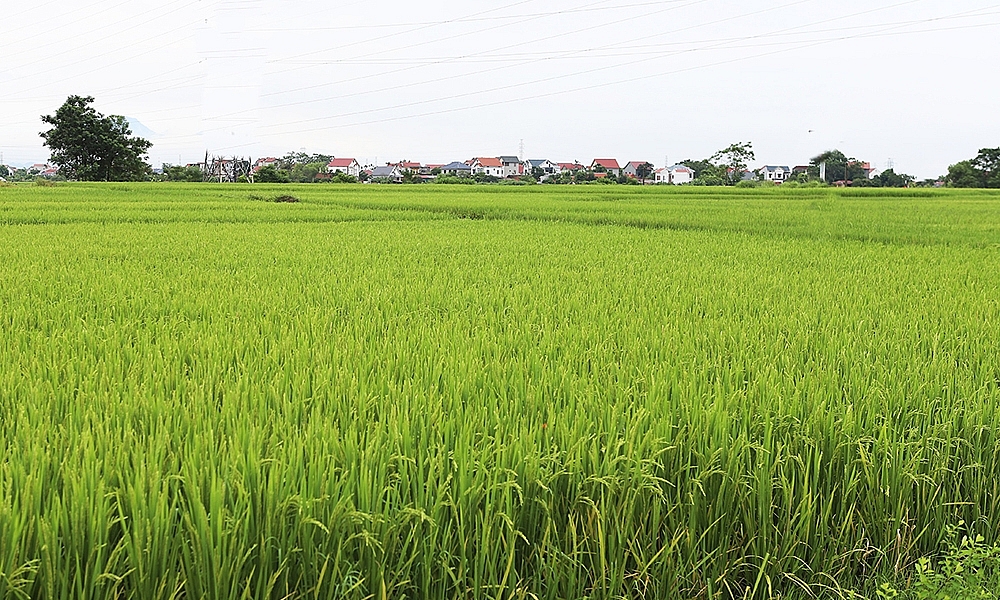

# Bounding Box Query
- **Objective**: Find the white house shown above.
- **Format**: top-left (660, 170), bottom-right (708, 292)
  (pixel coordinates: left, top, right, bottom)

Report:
top-left (654, 165), bottom-right (695, 185)
top-left (757, 165), bottom-right (791, 183)
top-left (470, 157), bottom-right (505, 178)
top-left (327, 158), bottom-right (361, 178)
top-left (525, 159), bottom-right (560, 177)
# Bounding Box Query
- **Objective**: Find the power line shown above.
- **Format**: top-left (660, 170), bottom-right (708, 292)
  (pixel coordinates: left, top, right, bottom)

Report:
top-left (269, 0), bottom-right (543, 64)
top-left (237, 0), bottom-right (928, 132)
top-left (200, 0), bottom-right (766, 128)
top-left (0, 0), bottom-right (166, 58)
top-left (4, 0), bottom-right (77, 22)
top-left (280, 12), bottom-right (1000, 65)
top-left (0, 0), bottom-right (208, 69)
top-left (269, 0), bottom-right (712, 78)
top-left (258, 0), bottom-right (923, 102)
top-left (249, 0), bottom-right (695, 32)
top-left (245, 9), bottom-right (1000, 138)
top-left (0, 17), bottom-right (205, 101)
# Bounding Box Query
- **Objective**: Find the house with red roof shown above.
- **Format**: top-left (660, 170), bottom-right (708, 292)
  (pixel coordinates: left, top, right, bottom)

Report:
top-left (327, 158), bottom-right (361, 178)
top-left (252, 157), bottom-right (279, 173)
top-left (470, 157), bottom-right (504, 178)
top-left (556, 162), bottom-right (585, 172)
top-left (589, 158), bottom-right (621, 176)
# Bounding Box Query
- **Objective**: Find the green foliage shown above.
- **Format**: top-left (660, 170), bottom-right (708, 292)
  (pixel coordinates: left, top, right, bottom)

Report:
top-left (255, 165), bottom-right (290, 183)
top-left (2, 168), bottom-right (34, 183)
top-left (874, 168), bottom-right (916, 188)
top-left (735, 179), bottom-right (775, 188)
top-left (161, 164), bottom-right (203, 182)
top-left (2, 184), bottom-right (1000, 599)
top-left (691, 174), bottom-right (726, 186)
top-left (948, 149), bottom-right (1000, 188)
top-left (972, 148), bottom-right (1000, 187)
top-left (431, 174), bottom-right (475, 184)
top-left (472, 172), bottom-right (499, 183)
top-left (680, 158), bottom-right (716, 179)
top-left (286, 161), bottom-right (326, 183)
top-left (401, 169), bottom-right (419, 184)
top-left (276, 152), bottom-right (332, 170)
top-left (635, 161), bottom-right (655, 182)
top-left (39, 95), bottom-right (152, 181)
top-left (876, 523), bottom-right (1000, 600)
top-left (0, 165), bottom-right (9, 179)
top-left (946, 161), bottom-right (982, 188)
top-left (681, 143), bottom-right (754, 186)
top-left (330, 172), bottom-right (358, 183)
top-left (712, 141), bottom-right (755, 185)
top-left (810, 149), bottom-right (871, 184)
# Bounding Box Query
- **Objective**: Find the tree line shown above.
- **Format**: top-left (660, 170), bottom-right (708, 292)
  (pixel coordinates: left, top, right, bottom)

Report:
top-left (19, 95), bottom-right (999, 189)
top-left (945, 149), bottom-right (1000, 188)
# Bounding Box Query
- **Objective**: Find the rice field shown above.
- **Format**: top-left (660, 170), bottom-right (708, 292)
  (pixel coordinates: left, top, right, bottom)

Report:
top-left (2, 183), bottom-right (1000, 599)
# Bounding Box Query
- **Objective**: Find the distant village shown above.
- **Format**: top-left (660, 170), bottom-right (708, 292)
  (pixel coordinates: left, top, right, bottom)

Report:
top-left (153, 154), bottom-right (895, 187)
top-left (5, 150), bottom-right (955, 188)
top-left (248, 156), bottom-right (702, 185)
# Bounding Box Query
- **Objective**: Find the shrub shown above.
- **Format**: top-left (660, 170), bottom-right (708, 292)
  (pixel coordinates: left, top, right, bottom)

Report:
top-left (330, 172), bottom-right (358, 184)
top-left (432, 175), bottom-right (476, 185)
top-left (876, 522), bottom-right (1000, 600)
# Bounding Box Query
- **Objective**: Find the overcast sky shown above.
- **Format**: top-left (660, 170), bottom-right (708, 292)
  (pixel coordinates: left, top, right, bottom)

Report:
top-left (2, 0), bottom-right (999, 177)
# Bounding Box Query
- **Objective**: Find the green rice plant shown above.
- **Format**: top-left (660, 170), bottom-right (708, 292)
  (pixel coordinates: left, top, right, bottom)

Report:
top-left (1, 183), bottom-right (1000, 599)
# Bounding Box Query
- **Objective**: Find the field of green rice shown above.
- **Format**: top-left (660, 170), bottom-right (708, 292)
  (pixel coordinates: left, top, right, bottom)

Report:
top-left (2, 183), bottom-right (1000, 599)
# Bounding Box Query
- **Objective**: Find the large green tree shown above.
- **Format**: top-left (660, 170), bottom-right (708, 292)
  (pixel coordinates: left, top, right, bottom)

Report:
top-left (946, 160), bottom-right (984, 188)
top-left (635, 162), bottom-right (654, 184)
top-left (809, 150), bottom-right (870, 184)
top-left (40, 96), bottom-right (152, 181)
top-left (875, 168), bottom-right (915, 188)
top-left (971, 148), bottom-right (1000, 187)
top-left (945, 149), bottom-right (1000, 188)
top-left (681, 142), bottom-right (754, 186)
top-left (711, 142), bottom-right (755, 185)
top-left (255, 165), bottom-right (290, 183)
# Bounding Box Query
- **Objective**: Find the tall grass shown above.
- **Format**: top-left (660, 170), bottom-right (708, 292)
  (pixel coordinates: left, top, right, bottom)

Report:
top-left (1, 184), bottom-right (1000, 598)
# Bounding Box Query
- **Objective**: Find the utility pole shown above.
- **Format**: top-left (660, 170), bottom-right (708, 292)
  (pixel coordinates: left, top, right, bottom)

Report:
top-left (518, 139), bottom-right (524, 161)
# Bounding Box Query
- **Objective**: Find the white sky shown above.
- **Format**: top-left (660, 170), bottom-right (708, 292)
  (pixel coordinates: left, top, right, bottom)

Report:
top-left (2, 0), bottom-right (999, 178)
